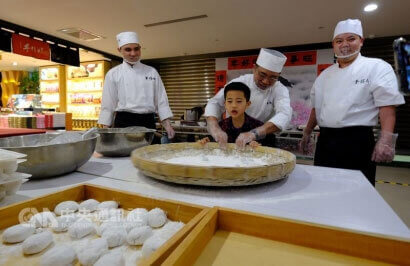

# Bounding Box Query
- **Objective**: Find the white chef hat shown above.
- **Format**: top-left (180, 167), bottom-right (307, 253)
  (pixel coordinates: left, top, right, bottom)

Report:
top-left (256, 48), bottom-right (287, 73)
top-left (333, 19), bottom-right (363, 39)
top-left (116, 31), bottom-right (139, 48)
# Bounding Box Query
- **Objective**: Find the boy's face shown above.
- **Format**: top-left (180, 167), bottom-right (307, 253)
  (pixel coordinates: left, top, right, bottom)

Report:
top-left (224, 90), bottom-right (251, 118)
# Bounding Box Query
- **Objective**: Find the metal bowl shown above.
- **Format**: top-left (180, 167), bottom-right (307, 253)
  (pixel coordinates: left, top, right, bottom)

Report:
top-left (0, 132), bottom-right (98, 179)
top-left (95, 127), bottom-right (155, 157)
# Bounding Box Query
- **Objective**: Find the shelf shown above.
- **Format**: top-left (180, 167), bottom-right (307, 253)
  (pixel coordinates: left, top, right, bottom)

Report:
top-left (68, 103), bottom-right (101, 105)
top-left (72, 117), bottom-right (99, 120)
top-left (42, 102), bottom-right (60, 105)
top-left (67, 76), bottom-right (103, 80)
top-left (67, 90), bottom-right (102, 93)
top-left (40, 91), bottom-right (59, 94)
top-left (40, 79), bottom-right (59, 82)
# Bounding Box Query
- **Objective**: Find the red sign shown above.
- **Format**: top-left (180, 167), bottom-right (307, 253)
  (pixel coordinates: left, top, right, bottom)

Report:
top-left (12, 34), bottom-right (50, 60)
top-left (317, 64), bottom-right (333, 76)
top-left (228, 55), bottom-right (258, 70)
top-left (215, 70), bottom-right (227, 94)
top-left (284, 51), bottom-right (317, 66)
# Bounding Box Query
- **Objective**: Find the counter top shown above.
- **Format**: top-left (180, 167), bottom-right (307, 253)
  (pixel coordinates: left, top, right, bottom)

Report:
top-left (3, 155), bottom-right (408, 240)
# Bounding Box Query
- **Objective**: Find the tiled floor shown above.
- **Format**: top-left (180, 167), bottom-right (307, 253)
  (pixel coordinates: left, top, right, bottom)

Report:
top-left (375, 166), bottom-right (410, 229)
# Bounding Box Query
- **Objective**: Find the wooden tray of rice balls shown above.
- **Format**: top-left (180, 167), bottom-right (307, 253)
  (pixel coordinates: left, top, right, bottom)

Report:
top-left (131, 142), bottom-right (296, 186)
top-left (163, 207), bottom-right (410, 266)
top-left (0, 184), bottom-right (208, 266)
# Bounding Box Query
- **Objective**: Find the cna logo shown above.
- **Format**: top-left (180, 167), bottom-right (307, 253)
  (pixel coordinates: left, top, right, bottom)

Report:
top-left (18, 208), bottom-right (58, 228)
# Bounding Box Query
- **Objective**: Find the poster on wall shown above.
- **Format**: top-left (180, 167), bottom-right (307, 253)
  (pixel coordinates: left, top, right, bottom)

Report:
top-left (215, 48), bottom-right (334, 129)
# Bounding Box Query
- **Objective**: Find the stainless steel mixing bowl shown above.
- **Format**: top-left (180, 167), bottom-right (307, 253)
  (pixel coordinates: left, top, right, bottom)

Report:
top-left (0, 132), bottom-right (98, 179)
top-left (95, 127), bottom-right (156, 157)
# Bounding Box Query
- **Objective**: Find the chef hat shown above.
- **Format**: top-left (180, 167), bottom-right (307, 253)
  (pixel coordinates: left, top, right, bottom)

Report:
top-left (256, 48), bottom-right (287, 73)
top-left (116, 31), bottom-right (139, 48)
top-left (333, 19), bottom-right (363, 39)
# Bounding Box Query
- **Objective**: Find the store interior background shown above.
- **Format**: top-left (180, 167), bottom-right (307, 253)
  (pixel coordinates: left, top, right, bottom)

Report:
top-left (0, 0), bottom-right (409, 227)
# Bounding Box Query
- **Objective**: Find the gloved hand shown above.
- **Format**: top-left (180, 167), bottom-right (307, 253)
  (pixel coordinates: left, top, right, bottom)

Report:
top-left (236, 132), bottom-right (256, 149)
top-left (299, 130), bottom-right (312, 154)
top-left (236, 128), bottom-right (266, 149)
top-left (161, 119), bottom-right (175, 139)
top-left (207, 121), bottom-right (228, 148)
top-left (372, 131), bottom-right (398, 163)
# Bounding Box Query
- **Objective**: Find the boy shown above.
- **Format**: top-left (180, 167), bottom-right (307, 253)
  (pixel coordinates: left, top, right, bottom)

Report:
top-left (201, 82), bottom-right (264, 147)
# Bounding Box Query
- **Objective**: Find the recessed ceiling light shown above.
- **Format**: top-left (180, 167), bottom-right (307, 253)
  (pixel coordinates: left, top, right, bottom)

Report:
top-left (364, 3), bottom-right (378, 12)
top-left (12, 62), bottom-right (18, 66)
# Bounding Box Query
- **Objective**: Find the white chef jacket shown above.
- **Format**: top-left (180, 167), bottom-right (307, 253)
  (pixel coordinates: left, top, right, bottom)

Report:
top-left (98, 61), bottom-right (173, 126)
top-left (311, 54), bottom-right (405, 128)
top-left (204, 74), bottom-right (292, 130)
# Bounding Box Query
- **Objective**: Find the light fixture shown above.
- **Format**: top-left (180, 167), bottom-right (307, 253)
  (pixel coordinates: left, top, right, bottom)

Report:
top-left (12, 62), bottom-right (18, 66)
top-left (364, 3), bottom-right (378, 12)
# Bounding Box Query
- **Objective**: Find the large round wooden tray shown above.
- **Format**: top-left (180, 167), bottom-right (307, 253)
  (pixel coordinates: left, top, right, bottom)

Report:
top-left (131, 142), bottom-right (296, 187)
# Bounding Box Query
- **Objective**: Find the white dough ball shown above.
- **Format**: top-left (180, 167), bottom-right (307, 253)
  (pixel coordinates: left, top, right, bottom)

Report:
top-left (94, 250), bottom-right (125, 266)
top-left (126, 208), bottom-right (148, 226)
top-left (127, 225), bottom-right (153, 246)
top-left (29, 211), bottom-right (56, 228)
top-left (22, 230), bottom-right (53, 255)
top-left (77, 238), bottom-right (108, 266)
top-left (97, 208), bottom-right (123, 222)
top-left (68, 218), bottom-right (94, 239)
top-left (2, 224), bottom-right (35, 243)
top-left (148, 208), bottom-right (167, 228)
top-left (52, 214), bottom-right (78, 232)
top-left (102, 227), bottom-right (127, 248)
top-left (40, 244), bottom-right (77, 266)
top-left (98, 200), bottom-right (118, 210)
top-left (79, 199), bottom-right (99, 212)
top-left (141, 236), bottom-right (167, 258)
top-left (157, 221), bottom-right (185, 241)
top-left (97, 220), bottom-right (125, 236)
top-left (54, 201), bottom-right (79, 215)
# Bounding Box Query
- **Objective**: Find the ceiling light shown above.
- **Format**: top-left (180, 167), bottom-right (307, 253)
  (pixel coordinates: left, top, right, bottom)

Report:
top-left (364, 3), bottom-right (378, 12)
top-left (57, 28), bottom-right (104, 41)
top-left (12, 62), bottom-right (18, 66)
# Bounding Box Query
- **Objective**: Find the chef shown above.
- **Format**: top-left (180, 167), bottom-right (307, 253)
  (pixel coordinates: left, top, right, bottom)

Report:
top-left (300, 19), bottom-right (405, 186)
top-left (98, 31), bottom-right (175, 139)
top-left (204, 48), bottom-right (292, 148)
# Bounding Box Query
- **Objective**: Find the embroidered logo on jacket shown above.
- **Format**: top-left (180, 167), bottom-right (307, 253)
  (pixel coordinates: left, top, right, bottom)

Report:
top-left (145, 76), bottom-right (156, 81)
top-left (355, 79), bottom-right (370, 85)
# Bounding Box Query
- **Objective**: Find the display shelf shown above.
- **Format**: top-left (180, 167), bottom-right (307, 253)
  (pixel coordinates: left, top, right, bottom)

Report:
top-left (69, 103), bottom-right (101, 105)
top-left (66, 61), bottom-right (109, 126)
top-left (40, 79), bottom-right (59, 82)
top-left (39, 65), bottom-right (66, 112)
top-left (67, 76), bottom-right (104, 80)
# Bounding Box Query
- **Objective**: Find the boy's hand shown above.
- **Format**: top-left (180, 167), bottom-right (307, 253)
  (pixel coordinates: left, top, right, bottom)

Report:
top-left (249, 141), bottom-right (260, 149)
top-left (198, 137), bottom-right (210, 146)
top-left (207, 121), bottom-right (228, 149)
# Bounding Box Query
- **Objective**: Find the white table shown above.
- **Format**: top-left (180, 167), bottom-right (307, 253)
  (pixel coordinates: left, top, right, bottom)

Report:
top-left (5, 156), bottom-right (410, 240)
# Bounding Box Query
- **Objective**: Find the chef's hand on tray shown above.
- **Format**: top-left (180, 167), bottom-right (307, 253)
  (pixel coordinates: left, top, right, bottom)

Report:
top-left (236, 132), bottom-right (255, 149)
top-left (372, 131), bottom-right (397, 162)
top-left (162, 119), bottom-right (175, 139)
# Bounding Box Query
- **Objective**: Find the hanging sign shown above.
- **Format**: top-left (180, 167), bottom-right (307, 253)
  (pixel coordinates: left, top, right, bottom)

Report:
top-left (284, 51), bottom-right (317, 66)
top-left (12, 33), bottom-right (50, 60)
